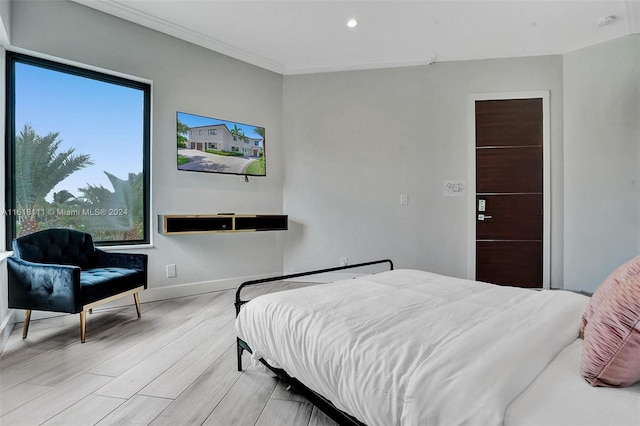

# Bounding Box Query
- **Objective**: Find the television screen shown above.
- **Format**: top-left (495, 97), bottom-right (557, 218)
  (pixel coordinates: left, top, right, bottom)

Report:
top-left (177, 111), bottom-right (265, 177)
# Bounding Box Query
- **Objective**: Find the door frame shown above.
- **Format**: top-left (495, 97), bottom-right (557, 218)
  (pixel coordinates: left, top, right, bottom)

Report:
top-left (467, 91), bottom-right (551, 289)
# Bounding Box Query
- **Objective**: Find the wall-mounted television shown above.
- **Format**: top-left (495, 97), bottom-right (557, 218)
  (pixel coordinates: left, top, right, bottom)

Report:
top-left (177, 111), bottom-right (265, 177)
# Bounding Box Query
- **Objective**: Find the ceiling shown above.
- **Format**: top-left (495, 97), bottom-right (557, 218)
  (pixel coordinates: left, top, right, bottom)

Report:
top-left (73, 0), bottom-right (640, 75)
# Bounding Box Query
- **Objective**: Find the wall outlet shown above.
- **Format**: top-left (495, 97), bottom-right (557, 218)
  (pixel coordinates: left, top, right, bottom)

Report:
top-left (166, 264), bottom-right (177, 278)
top-left (340, 256), bottom-right (348, 266)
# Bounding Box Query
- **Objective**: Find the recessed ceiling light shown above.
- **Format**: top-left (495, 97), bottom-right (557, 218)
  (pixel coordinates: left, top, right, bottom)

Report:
top-left (595, 15), bottom-right (616, 27)
top-left (347, 18), bottom-right (358, 28)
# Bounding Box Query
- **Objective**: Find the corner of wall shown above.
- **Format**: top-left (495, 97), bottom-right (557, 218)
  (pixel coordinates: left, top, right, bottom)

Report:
top-left (0, 0), bottom-right (10, 46)
top-left (0, 43), bottom-right (9, 353)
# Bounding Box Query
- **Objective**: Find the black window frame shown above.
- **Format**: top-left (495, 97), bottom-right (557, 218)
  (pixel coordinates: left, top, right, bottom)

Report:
top-left (5, 51), bottom-right (151, 249)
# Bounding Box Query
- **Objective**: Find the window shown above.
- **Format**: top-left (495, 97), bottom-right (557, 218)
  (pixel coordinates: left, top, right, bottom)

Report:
top-left (5, 52), bottom-right (151, 248)
top-left (208, 129), bottom-right (217, 135)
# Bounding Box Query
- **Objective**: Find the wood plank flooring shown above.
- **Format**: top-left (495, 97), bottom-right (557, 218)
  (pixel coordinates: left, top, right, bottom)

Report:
top-left (0, 283), bottom-right (339, 426)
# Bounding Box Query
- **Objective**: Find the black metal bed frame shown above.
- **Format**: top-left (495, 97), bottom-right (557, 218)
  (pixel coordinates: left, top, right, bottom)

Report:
top-left (234, 259), bottom-right (394, 426)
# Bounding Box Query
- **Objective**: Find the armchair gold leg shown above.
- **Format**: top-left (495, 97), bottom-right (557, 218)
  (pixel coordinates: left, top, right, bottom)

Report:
top-left (80, 311), bottom-right (86, 343)
top-left (23, 310), bottom-right (32, 339)
top-left (134, 293), bottom-right (141, 318)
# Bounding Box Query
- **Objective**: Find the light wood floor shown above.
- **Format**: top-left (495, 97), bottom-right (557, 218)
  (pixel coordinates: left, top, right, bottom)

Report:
top-left (0, 282), bottom-right (340, 426)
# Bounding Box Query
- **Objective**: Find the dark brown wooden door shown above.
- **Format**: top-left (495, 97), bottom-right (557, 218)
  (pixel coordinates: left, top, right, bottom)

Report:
top-left (475, 98), bottom-right (543, 288)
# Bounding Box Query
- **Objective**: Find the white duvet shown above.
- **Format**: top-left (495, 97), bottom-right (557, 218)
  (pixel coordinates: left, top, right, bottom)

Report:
top-left (235, 269), bottom-right (589, 426)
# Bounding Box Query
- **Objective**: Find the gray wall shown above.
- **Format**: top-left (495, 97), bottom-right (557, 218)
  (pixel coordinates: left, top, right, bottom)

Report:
top-left (5, 0), bottom-right (285, 308)
top-left (282, 36), bottom-right (640, 292)
top-left (282, 57), bottom-right (565, 282)
top-left (563, 35), bottom-right (640, 292)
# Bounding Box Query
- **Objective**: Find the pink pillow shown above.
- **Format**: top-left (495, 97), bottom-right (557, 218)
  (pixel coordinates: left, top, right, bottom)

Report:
top-left (580, 260), bottom-right (640, 387)
top-left (581, 255), bottom-right (640, 336)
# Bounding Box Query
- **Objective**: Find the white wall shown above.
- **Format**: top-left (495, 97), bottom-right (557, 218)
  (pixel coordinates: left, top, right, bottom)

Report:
top-left (0, 0), bottom-right (10, 348)
top-left (6, 0), bottom-right (285, 307)
top-left (563, 35), bottom-right (640, 292)
top-left (282, 57), bottom-right (565, 283)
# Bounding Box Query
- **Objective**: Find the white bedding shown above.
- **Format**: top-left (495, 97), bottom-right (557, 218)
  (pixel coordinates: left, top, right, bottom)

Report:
top-left (505, 339), bottom-right (640, 426)
top-left (235, 269), bottom-right (636, 425)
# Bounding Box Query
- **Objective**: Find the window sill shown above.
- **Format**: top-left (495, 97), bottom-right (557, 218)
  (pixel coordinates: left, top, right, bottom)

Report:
top-left (98, 243), bottom-right (154, 251)
top-left (0, 251), bottom-right (13, 261)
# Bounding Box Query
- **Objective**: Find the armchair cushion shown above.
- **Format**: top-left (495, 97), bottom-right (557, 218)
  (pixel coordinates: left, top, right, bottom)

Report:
top-left (81, 267), bottom-right (144, 304)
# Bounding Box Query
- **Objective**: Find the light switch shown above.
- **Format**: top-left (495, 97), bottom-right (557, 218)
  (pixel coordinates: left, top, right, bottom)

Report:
top-left (166, 264), bottom-right (177, 278)
top-left (400, 194), bottom-right (408, 205)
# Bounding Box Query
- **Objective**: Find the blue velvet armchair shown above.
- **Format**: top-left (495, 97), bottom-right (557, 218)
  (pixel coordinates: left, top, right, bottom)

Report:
top-left (7, 228), bottom-right (147, 342)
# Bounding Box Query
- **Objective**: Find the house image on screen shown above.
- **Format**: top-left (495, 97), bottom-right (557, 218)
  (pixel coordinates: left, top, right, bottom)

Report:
top-left (188, 124), bottom-right (263, 157)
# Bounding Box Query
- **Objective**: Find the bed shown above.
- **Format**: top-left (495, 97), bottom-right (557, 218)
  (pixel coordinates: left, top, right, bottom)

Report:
top-left (235, 259), bottom-right (640, 426)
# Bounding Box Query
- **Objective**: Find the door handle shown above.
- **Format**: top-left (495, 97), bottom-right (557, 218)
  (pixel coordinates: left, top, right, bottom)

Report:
top-left (478, 214), bottom-right (493, 221)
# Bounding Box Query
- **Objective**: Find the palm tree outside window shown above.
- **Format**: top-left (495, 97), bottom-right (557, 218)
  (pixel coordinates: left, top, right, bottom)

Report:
top-left (5, 52), bottom-right (151, 248)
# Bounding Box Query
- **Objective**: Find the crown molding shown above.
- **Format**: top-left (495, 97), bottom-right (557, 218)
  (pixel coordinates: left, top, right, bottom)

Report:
top-left (283, 56), bottom-right (439, 76)
top-left (72, 0), bottom-right (286, 74)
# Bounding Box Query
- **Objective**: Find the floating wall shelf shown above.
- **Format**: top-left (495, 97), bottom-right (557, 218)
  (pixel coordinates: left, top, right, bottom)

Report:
top-left (158, 214), bottom-right (288, 235)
